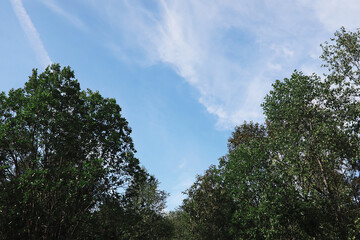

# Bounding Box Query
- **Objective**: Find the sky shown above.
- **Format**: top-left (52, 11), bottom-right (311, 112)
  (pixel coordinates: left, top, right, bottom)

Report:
top-left (2, 0), bottom-right (360, 210)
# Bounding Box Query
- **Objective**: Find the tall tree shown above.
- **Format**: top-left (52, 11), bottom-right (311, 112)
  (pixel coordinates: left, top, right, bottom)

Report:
top-left (321, 27), bottom-right (360, 211)
top-left (0, 64), bottom-right (143, 239)
top-left (262, 71), bottom-right (354, 238)
top-left (178, 28), bottom-right (360, 239)
top-left (263, 27), bottom-right (360, 238)
top-left (219, 122), bottom-right (309, 239)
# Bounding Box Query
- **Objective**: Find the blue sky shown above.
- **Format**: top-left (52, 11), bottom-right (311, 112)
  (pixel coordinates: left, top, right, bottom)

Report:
top-left (2, 0), bottom-right (360, 210)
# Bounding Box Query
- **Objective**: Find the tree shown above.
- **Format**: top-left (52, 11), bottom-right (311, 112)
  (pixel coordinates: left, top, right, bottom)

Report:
top-left (262, 27), bottom-right (360, 238)
top-left (222, 28), bottom-right (360, 239)
top-left (0, 64), bottom-right (143, 239)
top-left (120, 170), bottom-right (173, 240)
top-left (178, 28), bottom-right (360, 239)
top-left (87, 169), bottom-right (173, 240)
top-left (167, 209), bottom-right (194, 240)
top-left (262, 71), bottom-right (353, 239)
top-left (227, 121), bottom-right (266, 152)
top-left (321, 27), bottom-right (360, 214)
top-left (218, 122), bottom-right (309, 239)
top-left (180, 165), bottom-right (235, 240)
top-left (223, 139), bottom-right (309, 239)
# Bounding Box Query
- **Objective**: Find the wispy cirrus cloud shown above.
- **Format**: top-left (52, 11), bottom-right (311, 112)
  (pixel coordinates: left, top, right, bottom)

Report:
top-left (84, 0), bottom-right (360, 129)
top-left (10, 0), bottom-right (51, 68)
top-left (37, 0), bottom-right (87, 31)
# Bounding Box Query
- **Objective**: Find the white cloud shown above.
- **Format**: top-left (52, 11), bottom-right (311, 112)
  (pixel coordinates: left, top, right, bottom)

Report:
top-left (10, 0), bottom-right (51, 68)
top-left (11, 0), bottom-right (51, 67)
top-left (37, 0), bottom-right (87, 31)
top-left (145, 0), bottom-right (324, 129)
top-left (299, 0), bottom-right (360, 32)
top-left (84, 0), bottom-right (360, 129)
top-left (148, 1), bottom-right (274, 128)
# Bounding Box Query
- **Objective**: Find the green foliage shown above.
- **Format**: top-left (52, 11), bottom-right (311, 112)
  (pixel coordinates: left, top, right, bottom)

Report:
top-left (167, 209), bottom-right (194, 240)
top-left (0, 64), bottom-right (171, 239)
top-left (263, 71), bottom-right (357, 239)
top-left (120, 171), bottom-right (173, 239)
top-left (181, 165), bottom-right (234, 240)
top-left (178, 28), bottom-right (360, 239)
top-left (83, 170), bottom-right (173, 240)
top-left (227, 121), bottom-right (266, 152)
top-left (3, 27), bottom-right (360, 240)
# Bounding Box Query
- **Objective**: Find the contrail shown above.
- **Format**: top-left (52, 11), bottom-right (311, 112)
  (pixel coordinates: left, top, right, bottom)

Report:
top-left (10, 0), bottom-right (51, 68)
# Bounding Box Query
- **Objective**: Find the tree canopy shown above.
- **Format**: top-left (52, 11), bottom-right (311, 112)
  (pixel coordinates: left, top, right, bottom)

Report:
top-left (0, 64), bottom-right (171, 239)
top-left (174, 27), bottom-right (360, 240)
top-left (2, 27), bottom-right (360, 240)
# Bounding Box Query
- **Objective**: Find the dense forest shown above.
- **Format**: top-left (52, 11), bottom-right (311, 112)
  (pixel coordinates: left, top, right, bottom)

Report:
top-left (1, 28), bottom-right (360, 239)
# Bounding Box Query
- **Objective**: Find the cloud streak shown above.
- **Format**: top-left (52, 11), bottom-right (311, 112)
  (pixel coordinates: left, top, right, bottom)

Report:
top-left (132, 0), bottom-right (324, 128)
top-left (84, 0), bottom-right (360, 129)
top-left (37, 0), bottom-right (87, 31)
top-left (10, 0), bottom-right (51, 68)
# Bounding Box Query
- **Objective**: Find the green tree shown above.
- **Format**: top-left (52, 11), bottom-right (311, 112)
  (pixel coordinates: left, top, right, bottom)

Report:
top-left (120, 170), bottom-right (173, 240)
top-left (262, 70), bottom-right (357, 238)
top-left (167, 209), bottom-right (194, 240)
top-left (219, 122), bottom-right (309, 239)
top-left (0, 64), bottom-right (143, 239)
top-left (181, 165), bottom-right (235, 240)
top-left (223, 139), bottom-right (308, 239)
top-left (227, 121), bottom-right (266, 152)
top-left (178, 28), bottom-right (360, 239)
top-left (321, 27), bottom-right (360, 215)
top-left (223, 28), bottom-right (360, 239)
top-left (87, 170), bottom-right (173, 240)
